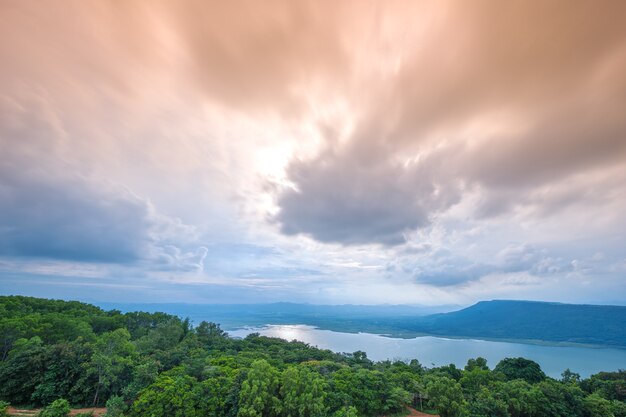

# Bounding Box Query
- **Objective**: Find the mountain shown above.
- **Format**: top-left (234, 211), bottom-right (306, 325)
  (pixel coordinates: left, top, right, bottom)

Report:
top-left (96, 302), bottom-right (457, 330)
top-left (97, 300), bottom-right (626, 348)
top-left (403, 300), bottom-right (626, 347)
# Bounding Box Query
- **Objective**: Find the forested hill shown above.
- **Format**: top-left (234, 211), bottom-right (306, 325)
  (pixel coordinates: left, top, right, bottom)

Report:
top-left (406, 300), bottom-right (626, 347)
top-left (1, 295), bottom-right (626, 417)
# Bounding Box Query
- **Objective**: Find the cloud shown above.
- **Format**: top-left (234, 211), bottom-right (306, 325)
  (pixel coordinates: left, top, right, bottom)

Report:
top-left (5, 0), bottom-right (623, 250)
top-left (0, 94), bottom-right (205, 267)
top-left (167, 0), bottom-right (352, 114)
top-left (0, 95), bottom-right (156, 262)
top-left (274, 143), bottom-right (460, 245)
top-left (153, 246), bottom-right (208, 272)
top-left (1, 0), bottom-right (625, 304)
top-left (384, 236), bottom-right (590, 288)
top-left (271, 0), bottom-right (626, 246)
top-left (0, 173), bottom-right (154, 263)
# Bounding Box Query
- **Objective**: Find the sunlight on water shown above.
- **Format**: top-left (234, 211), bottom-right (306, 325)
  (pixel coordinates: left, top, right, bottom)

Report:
top-left (230, 325), bottom-right (626, 378)
top-left (269, 325), bottom-right (308, 342)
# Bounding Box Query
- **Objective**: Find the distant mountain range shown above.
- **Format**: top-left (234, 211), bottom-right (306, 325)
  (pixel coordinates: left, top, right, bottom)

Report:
top-left (98, 299), bottom-right (626, 348)
top-left (399, 300), bottom-right (626, 347)
top-left (97, 301), bottom-right (456, 329)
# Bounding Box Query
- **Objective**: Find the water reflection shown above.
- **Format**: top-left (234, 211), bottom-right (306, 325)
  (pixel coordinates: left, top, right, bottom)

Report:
top-left (230, 324), bottom-right (626, 378)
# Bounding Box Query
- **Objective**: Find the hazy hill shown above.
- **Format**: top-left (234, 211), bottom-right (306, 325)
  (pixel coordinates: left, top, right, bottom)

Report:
top-left (97, 302), bottom-right (456, 330)
top-left (97, 299), bottom-right (626, 347)
top-left (403, 300), bottom-right (626, 347)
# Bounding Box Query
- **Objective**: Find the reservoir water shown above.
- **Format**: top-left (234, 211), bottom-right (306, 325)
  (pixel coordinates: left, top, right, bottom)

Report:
top-left (229, 324), bottom-right (626, 378)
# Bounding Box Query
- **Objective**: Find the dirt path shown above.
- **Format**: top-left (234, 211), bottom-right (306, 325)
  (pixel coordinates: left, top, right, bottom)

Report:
top-left (381, 406), bottom-right (439, 417)
top-left (7, 407), bottom-right (106, 416)
top-left (69, 408), bottom-right (106, 416)
top-left (8, 405), bottom-right (434, 417)
top-left (7, 408), bottom-right (38, 416)
top-left (406, 406), bottom-right (439, 416)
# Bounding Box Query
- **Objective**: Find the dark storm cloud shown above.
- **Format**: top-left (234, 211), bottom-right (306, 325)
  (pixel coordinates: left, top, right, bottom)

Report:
top-left (0, 171), bottom-right (154, 263)
top-left (391, 244), bottom-right (568, 287)
top-left (403, 248), bottom-right (493, 287)
top-left (0, 95), bottom-right (155, 263)
top-left (276, 140), bottom-right (461, 245)
top-left (274, 0), bottom-right (626, 245)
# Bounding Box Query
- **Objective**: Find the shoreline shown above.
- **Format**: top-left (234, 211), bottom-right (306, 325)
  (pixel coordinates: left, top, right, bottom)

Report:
top-left (227, 322), bottom-right (626, 350)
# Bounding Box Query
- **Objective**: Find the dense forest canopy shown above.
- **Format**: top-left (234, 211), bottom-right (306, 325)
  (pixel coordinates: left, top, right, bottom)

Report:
top-left (1, 296), bottom-right (625, 417)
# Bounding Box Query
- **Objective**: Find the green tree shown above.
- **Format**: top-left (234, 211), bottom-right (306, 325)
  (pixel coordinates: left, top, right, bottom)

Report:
top-left (328, 367), bottom-right (388, 416)
top-left (465, 358), bottom-right (489, 372)
top-left (135, 320), bottom-right (184, 356)
top-left (88, 329), bottom-right (136, 406)
top-left (280, 366), bottom-right (327, 417)
top-left (350, 351), bottom-right (371, 367)
top-left (494, 358), bottom-right (546, 384)
top-left (425, 376), bottom-right (467, 417)
top-left (384, 386), bottom-right (412, 415)
top-left (582, 371), bottom-right (626, 401)
top-left (36, 314), bottom-right (95, 345)
top-left (197, 363), bottom-right (240, 417)
top-left (0, 337), bottom-right (47, 405)
top-left (196, 321), bottom-right (227, 343)
top-left (121, 359), bottom-right (159, 400)
top-left (134, 319), bottom-right (186, 371)
top-left (535, 379), bottom-right (584, 417)
top-left (611, 400), bottom-right (626, 417)
top-left (409, 359), bottom-right (424, 374)
top-left (332, 406), bottom-right (359, 417)
top-left (38, 398), bottom-right (71, 417)
top-left (434, 364), bottom-right (463, 381)
top-left (468, 388), bottom-right (508, 417)
top-left (0, 317), bottom-right (28, 360)
top-left (130, 374), bottom-right (200, 417)
top-left (387, 369), bottom-right (421, 395)
top-left (562, 369), bottom-right (582, 385)
top-left (583, 393), bottom-right (614, 417)
top-left (31, 340), bottom-right (93, 405)
top-left (238, 359), bottom-right (280, 417)
top-left (494, 380), bottom-right (544, 417)
top-left (0, 401), bottom-right (9, 417)
top-left (460, 369), bottom-right (495, 399)
top-left (104, 395), bottom-right (127, 417)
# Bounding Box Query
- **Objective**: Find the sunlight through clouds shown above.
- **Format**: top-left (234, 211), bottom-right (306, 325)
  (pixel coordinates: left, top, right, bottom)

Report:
top-left (1, 0), bottom-right (625, 305)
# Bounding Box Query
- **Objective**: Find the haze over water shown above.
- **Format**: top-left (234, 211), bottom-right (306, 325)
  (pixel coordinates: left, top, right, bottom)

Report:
top-left (230, 325), bottom-right (626, 378)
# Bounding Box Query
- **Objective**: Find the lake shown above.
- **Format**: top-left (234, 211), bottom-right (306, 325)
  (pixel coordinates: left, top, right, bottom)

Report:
top-left (229, 324), bottom-right (626, 378)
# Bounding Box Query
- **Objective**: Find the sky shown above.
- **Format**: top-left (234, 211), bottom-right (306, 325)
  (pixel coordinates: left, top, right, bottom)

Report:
top-left (1, 0), bottom-right (625, 306)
